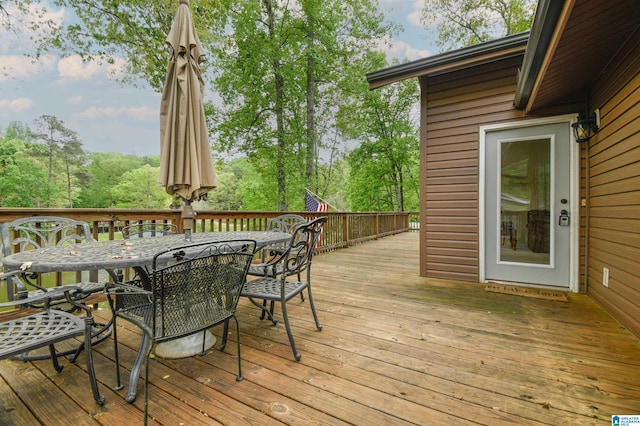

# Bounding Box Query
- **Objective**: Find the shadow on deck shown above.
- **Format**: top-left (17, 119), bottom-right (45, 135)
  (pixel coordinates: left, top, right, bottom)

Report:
top-left (1, 231), bottom-right (639, 425)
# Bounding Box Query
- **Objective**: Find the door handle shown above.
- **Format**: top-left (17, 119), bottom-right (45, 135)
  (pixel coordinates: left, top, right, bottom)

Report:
top-left (558, 210), bottom-right (570, 226)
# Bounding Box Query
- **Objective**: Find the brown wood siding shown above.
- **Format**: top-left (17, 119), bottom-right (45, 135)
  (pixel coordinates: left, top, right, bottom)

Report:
top-left (586, 30), bottom-right (640, 337)
top-left (420, 56), bottom-right (526, 281)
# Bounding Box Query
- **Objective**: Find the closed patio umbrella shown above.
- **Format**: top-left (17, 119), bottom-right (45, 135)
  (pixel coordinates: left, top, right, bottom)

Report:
top-left (159, 0), bottom-right (216, 241)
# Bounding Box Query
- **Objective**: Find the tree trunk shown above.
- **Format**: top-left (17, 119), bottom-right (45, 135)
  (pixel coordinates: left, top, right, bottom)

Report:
top-left (264, 0), bottom-right (287, 211)
top-left (306, 27), bottom-right (316, 188)
top-left (66, 161), bottom-right (73, 208)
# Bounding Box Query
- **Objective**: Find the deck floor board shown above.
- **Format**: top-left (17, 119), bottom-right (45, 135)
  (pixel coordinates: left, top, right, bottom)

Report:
top-left (1, 232), bottom-right (639, 425)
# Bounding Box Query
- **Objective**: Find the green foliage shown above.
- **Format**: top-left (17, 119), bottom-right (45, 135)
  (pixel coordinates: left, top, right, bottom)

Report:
top-left (212, 0), bottom-right (390, 211)
top-left (110, 164), bottom-right (172, 209)
top-left (75, 152), bottom-right (157, 208)
top-left (343, 77), bottom-right (420, 212)
top-left (205, 159), bottom-right (244, 210)
top-left (0, 137), bottom-right (49, 207)
top-left (422, 0), bottom-right (536, 51)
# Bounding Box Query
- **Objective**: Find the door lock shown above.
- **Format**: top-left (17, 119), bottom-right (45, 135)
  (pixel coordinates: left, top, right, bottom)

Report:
top-left (558, 210), bottom-right (570, 226)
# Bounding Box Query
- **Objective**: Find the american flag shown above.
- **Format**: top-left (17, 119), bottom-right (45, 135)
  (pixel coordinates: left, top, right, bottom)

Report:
top-left (305, 191), bottom-right (328, 212)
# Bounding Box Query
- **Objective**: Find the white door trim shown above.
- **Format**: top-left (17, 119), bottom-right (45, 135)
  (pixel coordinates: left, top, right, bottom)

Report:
top-left (479, 114), bottom-right (580, 292)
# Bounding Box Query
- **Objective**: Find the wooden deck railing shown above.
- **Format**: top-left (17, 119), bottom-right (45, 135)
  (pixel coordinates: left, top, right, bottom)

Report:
top-left (0, 208), bottom-right (418, 305)
top-left (0, 208), bottom-right (420, 254)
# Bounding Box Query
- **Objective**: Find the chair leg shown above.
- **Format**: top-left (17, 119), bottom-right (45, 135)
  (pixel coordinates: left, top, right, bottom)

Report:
top-left (143, 350), bottom-right (151, 426)
top-left (220, 319), bottom-right (230, 350)
top-left (83, 316), bottom-right (105, 405)
top-left (69, 317), bottom-right (113, 363)
top-left (111, 316), bottom-right (124, 391)
top-left (280, 299), bottom-right (301, 361)
top-left (233, 315), bottom-right (243, 382)
top-left (259, 299), bottom-right (268, 320)
top-left (198, 330), bottom-right (207, 355)
top-left (306, 286), bottom-right (323, 331)
top-left (126, 332), bottom-right (152, 403)
top-left (48, 344), bottom-right (63, 372)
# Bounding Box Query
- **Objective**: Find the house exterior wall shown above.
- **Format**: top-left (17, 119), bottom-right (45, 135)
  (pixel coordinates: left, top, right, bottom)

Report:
top-left (585, 30), bottom-right (640, 337)
top-left (419, 56), bottom-right (526, 281)
top-left (414, 31), bottom-right (639, 338)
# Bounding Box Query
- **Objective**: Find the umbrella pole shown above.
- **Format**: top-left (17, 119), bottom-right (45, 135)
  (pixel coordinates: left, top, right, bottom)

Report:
top-left (182, 200), bottom-right (195, 241)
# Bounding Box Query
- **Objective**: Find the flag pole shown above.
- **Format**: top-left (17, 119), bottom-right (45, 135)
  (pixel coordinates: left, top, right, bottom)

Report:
top-left (305, 188), bottom-right (338, 211)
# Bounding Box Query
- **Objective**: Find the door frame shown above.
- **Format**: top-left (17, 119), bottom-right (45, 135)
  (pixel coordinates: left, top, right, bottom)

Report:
top-left (479, 114), bottom-right (580, 292)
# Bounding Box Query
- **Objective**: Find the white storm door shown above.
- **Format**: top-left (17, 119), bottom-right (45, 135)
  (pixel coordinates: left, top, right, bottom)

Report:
top-left (482, 120), bottom-right (576, 288)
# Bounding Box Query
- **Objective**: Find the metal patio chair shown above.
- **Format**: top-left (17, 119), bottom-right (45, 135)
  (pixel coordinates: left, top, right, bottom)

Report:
top-left (241, 217), bottom-right (326, 361)
top-left (0, 216), bottom-right (107, 302)
top-left (0, 216), bottom-right (113, 361)
top-left (251, 214), bottom-right (307, 266)
top-left (249, 214), bottom-right (309, 301)
top-left (121, 222), bottom-right (178, 240)
top-left (0, 271), bottom-right (104, 406)
top-left (106, 239), bottom-right (256, 423)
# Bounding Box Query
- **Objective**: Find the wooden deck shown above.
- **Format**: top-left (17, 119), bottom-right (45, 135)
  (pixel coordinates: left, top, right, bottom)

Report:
top-left (1, 231), bottom-right (639, 425)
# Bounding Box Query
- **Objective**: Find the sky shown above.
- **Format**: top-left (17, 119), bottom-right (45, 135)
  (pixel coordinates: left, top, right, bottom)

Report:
top-left (0, 0), bottom-right (436, 157)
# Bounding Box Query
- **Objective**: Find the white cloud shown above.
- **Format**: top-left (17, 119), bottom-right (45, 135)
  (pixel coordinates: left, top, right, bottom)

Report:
top-left (407, 1), bottom-right (424, 28)
top-left (389, 39), bottom-right (430, 61)
top-left (67, 96), bottom-right (83, 105)
top-left (57, 56), bottom-right (105, 80)
top-left (74, 106), bottom-right (157, 121)
top-left (57, 55), bottom-right (128, 82)
top-left (0, 55), bottom-right (56, 81)
top-left (0, 98), bottom-right (34, 113)
top-left (374, 35), bottom-right (430, 62)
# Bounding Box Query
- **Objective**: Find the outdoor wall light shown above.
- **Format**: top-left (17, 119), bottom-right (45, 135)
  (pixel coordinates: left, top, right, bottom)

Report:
top-left (572, 109), bottom-right (600, 142)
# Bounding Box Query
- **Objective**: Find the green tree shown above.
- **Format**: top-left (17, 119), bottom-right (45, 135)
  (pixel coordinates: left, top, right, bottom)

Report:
top-left (422, 0), bottom-right (536, 51)
top-left (110, 164), bottom-right (172, 209)
top-left (342, 76), bottom-right (420, 212)
top-left (206, 159), bottom-right (247, 211)
top-left (213, 0), bottom-right (389, 210)
top-left (234, 158), bottom-right (273, 211)
top-left (32, 115), bottom-right (81, 207)
top-left (59, 138), bottom-right (88, 208)
top-left (75, 152), bottom-right (152, 208)
top-left (1, 121), bottom-right (33, 141)
top-left (0, 135), bottom-right (49, 207)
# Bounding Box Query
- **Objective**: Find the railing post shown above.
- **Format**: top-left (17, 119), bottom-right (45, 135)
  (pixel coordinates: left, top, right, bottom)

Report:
top-left (343, 214), bottom-right (350, 247)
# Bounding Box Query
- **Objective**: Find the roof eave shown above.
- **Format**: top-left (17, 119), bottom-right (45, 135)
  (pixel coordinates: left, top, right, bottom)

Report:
top-left (366, 32), bottom-right (530, 90)
top-left (513, 0), bottom-right (566, 110)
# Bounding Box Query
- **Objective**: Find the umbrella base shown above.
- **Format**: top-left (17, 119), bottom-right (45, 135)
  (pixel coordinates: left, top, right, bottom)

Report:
top-left (154, 330), bottom-right (216, 359)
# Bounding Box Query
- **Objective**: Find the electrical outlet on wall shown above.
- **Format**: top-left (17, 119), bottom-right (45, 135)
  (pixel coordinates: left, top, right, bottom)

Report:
top-left (603, 267), bottom-right (610, 287)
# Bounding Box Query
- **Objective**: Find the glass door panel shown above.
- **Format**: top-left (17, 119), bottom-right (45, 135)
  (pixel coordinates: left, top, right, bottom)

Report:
top-left (500, 138), bottom-right (551, 265)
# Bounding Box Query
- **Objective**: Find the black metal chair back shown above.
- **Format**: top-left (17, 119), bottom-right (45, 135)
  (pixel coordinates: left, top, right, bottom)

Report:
top-left (120, 222), bottom-right (179, 283)
top-left (281, 216), bottom-right (325, 279)
top-left (259, 214), bottom-right (307, 263)
top-left (266, 214), bottom-right (307, 234)
top-left (1, 216), bottom-right (92, 299)
top-left (149, 240), bottom-right (254, 341)
top-left (0, 216), bottom-right (101, 301)
top-left (121, 222), bottom-right (178, 240)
